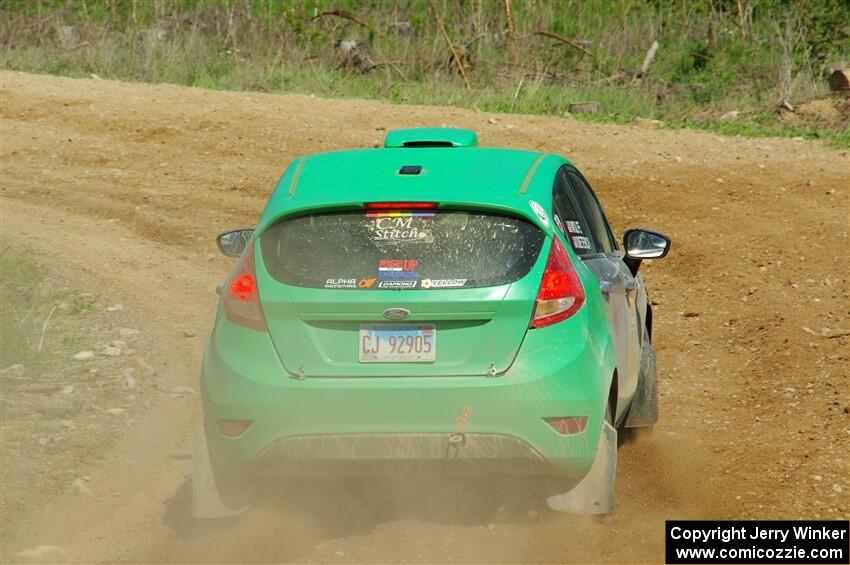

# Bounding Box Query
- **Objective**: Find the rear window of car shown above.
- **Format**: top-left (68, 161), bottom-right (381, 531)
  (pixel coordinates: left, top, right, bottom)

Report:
top-left (260, 210), bottom-right (545, 290)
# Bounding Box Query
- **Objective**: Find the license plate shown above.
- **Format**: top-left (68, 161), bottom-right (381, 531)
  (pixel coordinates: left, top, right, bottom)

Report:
top-left (359, 325), bottom-right (435, 363)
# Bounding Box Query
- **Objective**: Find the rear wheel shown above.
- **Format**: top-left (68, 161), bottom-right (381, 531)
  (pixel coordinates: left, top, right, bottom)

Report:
top-left (545, 385), bottom-right (618, 514)
top-left (621, 324), bottom-right (657, 442)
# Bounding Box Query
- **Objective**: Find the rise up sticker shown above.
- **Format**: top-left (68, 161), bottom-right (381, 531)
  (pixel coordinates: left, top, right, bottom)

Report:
top-left (378, 259), bottom-right (420, 272)
top-left (378, 259), bottom-right (420, 281)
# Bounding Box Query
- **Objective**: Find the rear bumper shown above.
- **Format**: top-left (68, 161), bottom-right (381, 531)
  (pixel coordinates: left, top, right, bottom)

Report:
top-left (201, 310), bottom-right (616, 483)
top-left (246, 432), bottom-right (562, 478)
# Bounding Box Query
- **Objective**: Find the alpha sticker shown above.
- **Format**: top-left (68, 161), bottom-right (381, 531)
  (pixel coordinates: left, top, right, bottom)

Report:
top-left (377, 280), bottom-right (418, 289)
top-left (571, 236), bottom-right (592, 250)
top-left (325, 278), bottom-right (357, 289)
top-left (358, 278), bottom-right (377, 288)
top-left (529, 200), bottom-right (550, 228)
top-left (420, 278), bottom-right (467, 289)
top-left (565, 220), bottom-right (583, 234)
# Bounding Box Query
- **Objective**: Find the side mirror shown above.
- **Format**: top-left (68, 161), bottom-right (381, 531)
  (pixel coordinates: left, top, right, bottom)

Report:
top-left (216, 229), bottom-right (254, 257)
top-left (623, 228), bottom-right (670, 274)
top-left (624, 228), bottom-right (671, 259)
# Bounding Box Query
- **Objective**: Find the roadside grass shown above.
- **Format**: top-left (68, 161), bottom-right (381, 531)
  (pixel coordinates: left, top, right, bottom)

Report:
top-left (0, 251), bottom-right (71, 378)
top-left (0, 249), bottom-right (95, 445)
top-left (4, 44), bottom-right (847, 147)
top-left (0, 249), bottom-right (157, 546)
top-left (1, 0), bottom-right (848, 147)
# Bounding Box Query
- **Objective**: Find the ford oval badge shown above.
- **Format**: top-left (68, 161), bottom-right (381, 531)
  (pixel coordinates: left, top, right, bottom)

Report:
top-left (382, 307), bottom-right (411, 321)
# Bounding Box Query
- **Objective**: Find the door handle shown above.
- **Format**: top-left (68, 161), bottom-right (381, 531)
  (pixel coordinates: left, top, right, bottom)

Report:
top-left (599, 281), bottom-right (613, 300)
top-left (624, 279), bottom-right (637, 306)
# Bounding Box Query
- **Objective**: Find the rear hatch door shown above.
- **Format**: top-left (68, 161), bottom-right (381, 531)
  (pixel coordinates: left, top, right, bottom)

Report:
top-left (256, 208), bottom-right (545, 377)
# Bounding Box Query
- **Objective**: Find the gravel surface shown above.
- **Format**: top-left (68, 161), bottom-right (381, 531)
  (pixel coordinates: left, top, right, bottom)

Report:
top-left (1, 70), bottom-right (847, 563)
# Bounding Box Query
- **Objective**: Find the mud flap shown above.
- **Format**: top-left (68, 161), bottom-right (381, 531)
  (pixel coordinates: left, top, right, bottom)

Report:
top-left (192, 429), bottom-right (249, 519)
top-left (624, 341), bottom-right (658, 428)
top-left (546, 420), bottom-right (617, 514)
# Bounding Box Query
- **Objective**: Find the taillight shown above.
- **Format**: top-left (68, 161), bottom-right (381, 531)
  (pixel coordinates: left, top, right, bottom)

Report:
top-left (530, 236), bottom-right (585, 328)
top-left (222, 240), bottom-right (267, 331)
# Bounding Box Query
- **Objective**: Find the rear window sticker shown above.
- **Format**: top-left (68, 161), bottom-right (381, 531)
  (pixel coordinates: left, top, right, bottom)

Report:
top-left (378, 259), bottom-right (420, 272)
top-left (529, 201), bottom-right (550, 228)
top-left (368, 213), bottom-right (434, 243)
top-left (325, 278), bottom-right (357, 289)
top-left (379, 271), bottom-right (418, 281)
top-left (565, 220), bottom-right (583, 234)
top-left (571, 236), bottom-right (592, 250)
top-left (377, 280), bottom-right (418, 289)
top-left (420, 278), bottom-right (467, 289)
top-left (378, 258), bottom-right (419, 281)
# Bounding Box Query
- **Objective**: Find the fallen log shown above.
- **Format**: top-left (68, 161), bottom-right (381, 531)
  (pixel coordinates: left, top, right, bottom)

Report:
top-left (530, 30), bottom-right (592, 57)
top-left (636, 40), bottom-right (659, 79)
top-left (311, 10), bottom-right (385, 38)
top-left (569, 101), bottom-right (602, 114)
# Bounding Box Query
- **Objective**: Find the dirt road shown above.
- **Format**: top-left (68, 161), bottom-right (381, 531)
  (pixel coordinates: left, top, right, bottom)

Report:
top-left (1, 70), bottom-right (847, 563)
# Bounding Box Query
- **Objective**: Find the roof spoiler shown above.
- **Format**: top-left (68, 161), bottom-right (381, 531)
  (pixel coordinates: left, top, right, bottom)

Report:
top-left (383, 128), bottom-right (478, 148)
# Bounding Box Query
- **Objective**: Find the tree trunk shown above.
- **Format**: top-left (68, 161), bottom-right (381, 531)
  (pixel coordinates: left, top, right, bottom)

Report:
top-left (828, 69), bottom-right (850, 94)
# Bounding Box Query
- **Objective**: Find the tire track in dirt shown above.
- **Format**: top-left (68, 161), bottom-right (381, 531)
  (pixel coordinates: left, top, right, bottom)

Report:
top-left (1, 70), bottom-right (847, 563)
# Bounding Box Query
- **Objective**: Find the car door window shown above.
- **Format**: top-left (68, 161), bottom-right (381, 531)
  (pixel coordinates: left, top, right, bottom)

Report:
top-left (551, 170), bottom-right (596, 256)
top-left (566, 171), bottom-right (617, 253)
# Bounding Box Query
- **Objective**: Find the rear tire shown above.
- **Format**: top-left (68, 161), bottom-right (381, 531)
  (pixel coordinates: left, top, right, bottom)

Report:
top-left (545, 391), bottom-right (617, 514)
top-left (621, 324), bottom-right (657, 438)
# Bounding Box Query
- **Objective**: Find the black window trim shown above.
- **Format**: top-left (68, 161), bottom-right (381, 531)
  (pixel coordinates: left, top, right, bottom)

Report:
top-left (551, 165), bottom-right (612, 261)
top-left (563, 165), bottom-right (621, 255)
top-left (551, 167), bottom-right (598, 259)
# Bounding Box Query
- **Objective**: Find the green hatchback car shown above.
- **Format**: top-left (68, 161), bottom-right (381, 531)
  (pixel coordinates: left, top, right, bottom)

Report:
top-left (193, 128), bottom-right (670, 518)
